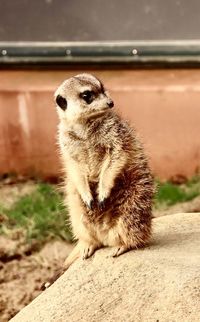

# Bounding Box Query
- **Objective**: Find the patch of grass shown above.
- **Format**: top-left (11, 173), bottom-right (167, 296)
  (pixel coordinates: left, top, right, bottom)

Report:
top-left (155, 176), bottom-right (200, 208)
top-left (0, 183), bottom-right (72, 243)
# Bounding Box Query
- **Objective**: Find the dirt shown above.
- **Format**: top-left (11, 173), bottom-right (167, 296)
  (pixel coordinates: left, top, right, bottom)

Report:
top-left (0, 181), bottom-right (36, 209)
top-left (0, 236), bottom-right (73, 322)
top-left (154, 195), bottom-right (200, 217)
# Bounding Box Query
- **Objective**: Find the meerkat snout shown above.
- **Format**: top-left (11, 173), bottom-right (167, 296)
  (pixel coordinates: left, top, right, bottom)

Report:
top-left (107, 99), bottom-right (114, 108)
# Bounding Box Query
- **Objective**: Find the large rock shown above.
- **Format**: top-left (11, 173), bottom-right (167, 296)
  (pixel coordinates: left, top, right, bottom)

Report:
top-left (11, 213), bottom-right (200, 322)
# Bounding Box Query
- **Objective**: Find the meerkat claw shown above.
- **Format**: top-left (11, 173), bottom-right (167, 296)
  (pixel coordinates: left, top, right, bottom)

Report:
top-left (98, 199), bottom-right (106, 211)
top-left (112, 246), bottom-right (129, 257)
top-left (85, 199), bottom-right (94, 210)
top-left (82, 248), bottom-right (90, 260)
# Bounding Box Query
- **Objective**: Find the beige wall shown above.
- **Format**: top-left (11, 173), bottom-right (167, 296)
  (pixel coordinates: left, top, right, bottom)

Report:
top-left (0, 69), bottom-right (200, 180)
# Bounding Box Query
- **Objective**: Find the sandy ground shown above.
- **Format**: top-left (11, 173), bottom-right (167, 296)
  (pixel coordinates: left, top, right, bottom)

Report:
top-left (0, 180), bottom-right (37, 209)
top-left (0, 182), bottom-right (200, 322)
top-left (0, 237), bottom-right (73, 322)
top-left (153, 195), bottom-right (200, 217)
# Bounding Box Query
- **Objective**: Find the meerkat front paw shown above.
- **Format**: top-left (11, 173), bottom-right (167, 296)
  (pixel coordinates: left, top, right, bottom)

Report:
top-left (81, 192), bottom-right (94, 210)
top-left (98, 184), bottom-right (110, 209)
top-left (98, 199), bottom-right (107, 211)
top-left (85, 199), bottom-right (94, 210)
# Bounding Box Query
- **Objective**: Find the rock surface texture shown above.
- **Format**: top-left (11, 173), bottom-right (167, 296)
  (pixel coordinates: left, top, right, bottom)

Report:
top-left (11, 213), bottom-right (200, 322)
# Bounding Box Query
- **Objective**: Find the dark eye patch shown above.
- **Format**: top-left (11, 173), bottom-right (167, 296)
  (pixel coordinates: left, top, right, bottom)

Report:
top-left (56, 95), bottom-right (67, 111)
top-left (80, 90), bottom-right (95, 104)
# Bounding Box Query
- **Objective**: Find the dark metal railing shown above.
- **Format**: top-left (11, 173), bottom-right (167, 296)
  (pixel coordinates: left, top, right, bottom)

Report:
top-left (1, 41), bottom-right (200, 67)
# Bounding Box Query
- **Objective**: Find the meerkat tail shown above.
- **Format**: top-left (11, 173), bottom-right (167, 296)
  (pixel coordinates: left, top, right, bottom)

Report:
top-left (63, 243), bottom-right (80, 269)
top-left (41, 268), bottom-right (65, 290)
top-left (41, 244), bottom-right (80, 290)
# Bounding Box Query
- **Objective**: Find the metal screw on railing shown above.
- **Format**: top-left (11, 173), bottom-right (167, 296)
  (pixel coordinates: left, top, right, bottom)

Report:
top-left (66, 49), bottom-right (71, 56)
top-left (132, 49), bottom-right (138, 55)
top-left (1, 49), bottom-right (7, 56)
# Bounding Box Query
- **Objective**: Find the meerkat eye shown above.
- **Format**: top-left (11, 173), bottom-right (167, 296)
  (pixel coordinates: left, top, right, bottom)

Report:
top-left (56, 95), bottom-right (67, 111)
top-left (80, 90), bottom-right (95, 104)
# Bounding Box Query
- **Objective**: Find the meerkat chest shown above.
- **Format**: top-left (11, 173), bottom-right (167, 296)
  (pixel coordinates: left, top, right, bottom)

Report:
top-left (61, 134), bottom-right (88, 165)
top-left (86, 142), bottom-right (108, 178)
top-left (87, 142), bottom-right (107, 163)
top-left (60, 129), bottom-right (108, 177)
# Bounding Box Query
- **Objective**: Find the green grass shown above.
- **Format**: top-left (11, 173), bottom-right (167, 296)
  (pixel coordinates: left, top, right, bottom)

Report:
top-left (154, 176), bottom-right (200, 208)
top-left (0, 183), bottom-right (72, 243)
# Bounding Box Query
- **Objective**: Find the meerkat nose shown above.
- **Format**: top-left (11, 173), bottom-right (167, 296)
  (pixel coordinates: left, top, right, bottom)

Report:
top-left (107, 100), bottom-right (114, 108)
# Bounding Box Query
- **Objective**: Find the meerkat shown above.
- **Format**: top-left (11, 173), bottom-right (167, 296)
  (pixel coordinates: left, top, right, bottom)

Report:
top-left (46, 73), bottom-right (154, 286)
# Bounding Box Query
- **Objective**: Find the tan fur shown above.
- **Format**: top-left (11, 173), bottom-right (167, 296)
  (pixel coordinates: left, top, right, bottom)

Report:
top-left (53, 74), bottom-right (154, 279)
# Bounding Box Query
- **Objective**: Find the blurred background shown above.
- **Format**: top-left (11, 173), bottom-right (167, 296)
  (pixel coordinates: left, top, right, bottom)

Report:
top-left (0, 1), bottom-right (200, 321)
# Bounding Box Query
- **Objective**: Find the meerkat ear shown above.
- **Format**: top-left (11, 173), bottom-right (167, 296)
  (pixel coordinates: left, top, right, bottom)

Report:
top-left (56, 95), bottom-right (67, 111)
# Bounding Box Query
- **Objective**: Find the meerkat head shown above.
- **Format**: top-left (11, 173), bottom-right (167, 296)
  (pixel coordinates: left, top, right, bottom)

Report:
top-left (55, 73), bottom-right (114, 121)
